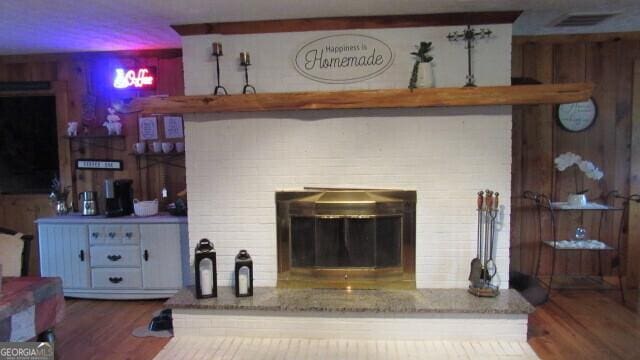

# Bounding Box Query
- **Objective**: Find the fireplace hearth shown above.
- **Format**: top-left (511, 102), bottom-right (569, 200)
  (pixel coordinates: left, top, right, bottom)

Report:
top-left (276, 188), bottom-right (416, 289)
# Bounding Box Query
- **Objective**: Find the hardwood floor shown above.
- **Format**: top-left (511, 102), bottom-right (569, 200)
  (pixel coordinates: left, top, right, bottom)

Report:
top-left (55, 299), bottom-right (169, 360)
top-left (53, 290), bottom-right (640, 360)
top-left (528, 290), bottom-right (640, 359)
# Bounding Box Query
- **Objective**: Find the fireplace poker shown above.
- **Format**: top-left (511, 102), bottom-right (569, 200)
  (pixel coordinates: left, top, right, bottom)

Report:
top-left (482, 190), bottom-right (493, 281)
top-left (469, 191), bottom-right (484, 287)
top-left (486, 192), bottom-right (499, 283)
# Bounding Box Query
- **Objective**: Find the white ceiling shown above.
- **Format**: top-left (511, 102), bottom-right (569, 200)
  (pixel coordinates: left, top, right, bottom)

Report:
top-left (0, 0), bottom-right (639, 55)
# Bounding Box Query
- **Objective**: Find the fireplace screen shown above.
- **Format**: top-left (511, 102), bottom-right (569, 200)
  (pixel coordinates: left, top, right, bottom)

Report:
top-left (277, 189), bottom-right (416, 289)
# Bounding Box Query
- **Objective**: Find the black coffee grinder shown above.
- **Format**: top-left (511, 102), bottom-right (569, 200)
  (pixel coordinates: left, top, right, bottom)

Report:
top-left (104, 179), bottom-right (134, 217)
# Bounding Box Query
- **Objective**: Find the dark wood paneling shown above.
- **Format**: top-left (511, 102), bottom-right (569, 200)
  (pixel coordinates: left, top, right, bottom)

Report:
top-left (511, 38), bottom-right (639, 283)
top-left (171, 11), bottom-right (522, 35)
top-left (0, 49), bottom-right (186, 273)
top-left (630, 60), bottom-right (640, 292)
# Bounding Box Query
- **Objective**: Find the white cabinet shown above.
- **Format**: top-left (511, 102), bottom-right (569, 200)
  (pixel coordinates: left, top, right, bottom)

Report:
top-left (39, 224), bottom-right (90, 289)
top-left (36, 216), bottom-right (187, 299)
top-left (140, 224), bottom-right (182, 289)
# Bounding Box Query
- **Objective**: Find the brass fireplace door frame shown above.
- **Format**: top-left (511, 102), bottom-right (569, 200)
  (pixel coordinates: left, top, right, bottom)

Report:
top-left (276, 189), bottom-right (416, 290)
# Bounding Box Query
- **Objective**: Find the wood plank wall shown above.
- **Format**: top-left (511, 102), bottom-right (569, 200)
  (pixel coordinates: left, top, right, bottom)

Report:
top-left (0, 50), bottom-right (185, 274)
top-left (511, 35), bottom-right (640, 284)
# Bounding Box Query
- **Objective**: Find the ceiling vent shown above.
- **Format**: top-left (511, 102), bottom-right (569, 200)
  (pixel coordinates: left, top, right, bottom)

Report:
top-left (551, 12), bottom-right (619, 27)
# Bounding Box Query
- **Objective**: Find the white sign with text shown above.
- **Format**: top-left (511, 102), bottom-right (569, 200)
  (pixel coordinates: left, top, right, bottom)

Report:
top-left (294, 34), bottom-right (394, 84)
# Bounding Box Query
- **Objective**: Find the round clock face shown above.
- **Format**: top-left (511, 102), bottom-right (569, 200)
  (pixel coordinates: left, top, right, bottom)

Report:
top-left (557, 98), bottom-right (597, 132)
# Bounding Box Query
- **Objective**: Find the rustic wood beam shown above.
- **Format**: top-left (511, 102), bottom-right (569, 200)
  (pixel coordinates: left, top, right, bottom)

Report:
top-left (129, 83), bottom-right (593, 115)
top-left (171, 11), bottom-right (522, 36)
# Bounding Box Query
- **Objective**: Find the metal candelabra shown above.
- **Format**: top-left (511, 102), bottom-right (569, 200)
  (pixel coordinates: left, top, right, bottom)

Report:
top-left (242, 64), bottom-right (256, 94)
top-left (447, 25), bottom-right (492, 87)
top-left (213, 54), bottom-right (228, 95)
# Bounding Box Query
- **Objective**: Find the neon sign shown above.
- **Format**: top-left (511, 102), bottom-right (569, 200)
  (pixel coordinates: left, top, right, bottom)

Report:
top-left (113, 67), bottom-right (156, 90)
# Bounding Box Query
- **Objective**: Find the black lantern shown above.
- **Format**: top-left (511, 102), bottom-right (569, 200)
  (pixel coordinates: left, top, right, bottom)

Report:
top-left (195, 239), bottom-right (217, 298)
top-left (234, 250), bottom-right (253, 297)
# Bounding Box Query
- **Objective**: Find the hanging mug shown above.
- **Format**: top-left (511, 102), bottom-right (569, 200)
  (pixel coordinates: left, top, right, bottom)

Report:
top-left (162, 142), bottom-right (174, 153)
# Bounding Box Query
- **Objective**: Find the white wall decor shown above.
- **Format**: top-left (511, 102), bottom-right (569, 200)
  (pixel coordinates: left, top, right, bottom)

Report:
top-left (293, 34), bottom-right (394, 84)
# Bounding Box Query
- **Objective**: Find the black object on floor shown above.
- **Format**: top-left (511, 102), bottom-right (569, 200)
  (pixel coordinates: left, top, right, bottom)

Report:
top-left (510, 271), bottom-right (548, 306)
top-left (149, 309), bottom-right (173, 332)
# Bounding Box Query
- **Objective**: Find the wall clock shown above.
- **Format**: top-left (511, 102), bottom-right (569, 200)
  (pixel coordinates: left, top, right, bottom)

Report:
top-left (557, 98), bottom-right (597, 132)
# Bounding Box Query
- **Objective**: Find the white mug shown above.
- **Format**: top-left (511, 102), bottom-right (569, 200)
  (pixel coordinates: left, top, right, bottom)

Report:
top-left (150, 142), bottom-right (162, 153)
top-left (175, 142), bottom-right (185, 153)
top-left (133, 142), bottom-right (145, 154)
top-left (162, 142), bottom-right (174, 153)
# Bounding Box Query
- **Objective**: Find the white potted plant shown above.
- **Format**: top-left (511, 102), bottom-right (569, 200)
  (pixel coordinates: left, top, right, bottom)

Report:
top-left (408, 41), bottom-right (434, 90)
top-left (554, 152), bottom-right (604, 206)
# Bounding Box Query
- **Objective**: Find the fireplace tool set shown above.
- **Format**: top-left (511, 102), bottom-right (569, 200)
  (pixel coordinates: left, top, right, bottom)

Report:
top-left (469, 190), bottom-right (500, 297)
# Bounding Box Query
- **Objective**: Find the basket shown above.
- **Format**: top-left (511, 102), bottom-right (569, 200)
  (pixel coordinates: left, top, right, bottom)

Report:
top-left (133, 199), bottom-right (159, 217)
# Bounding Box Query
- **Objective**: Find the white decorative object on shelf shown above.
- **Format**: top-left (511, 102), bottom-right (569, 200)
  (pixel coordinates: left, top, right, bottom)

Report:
top-left (67, 122), bottom-right (78, 137)
top-left (551, 202), bottom-right (609, 210)
top-left (103, 107), bottom-right (123, 135)
top-left (544, 239), bottom-right (611, 250)
top-left (416, 62), bottom-right (434, 88)
top-left (554, 152), bottom-right (604, 205)
top-left (567, 193), bottom-right (587, 207)
top-left (134, 199), bottom-right (159, 217)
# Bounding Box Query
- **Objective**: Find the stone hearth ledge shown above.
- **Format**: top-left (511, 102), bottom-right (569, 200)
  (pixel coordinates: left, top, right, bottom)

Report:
top-left (166, 287), bottom-right (534, 315)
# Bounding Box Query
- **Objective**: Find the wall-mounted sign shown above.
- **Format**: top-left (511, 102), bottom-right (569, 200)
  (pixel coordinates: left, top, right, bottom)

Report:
top-left (138, 116), bottom-right (158, 140)
top-left (113, 67), bottom-right (157, 90)
top-left (76, 159), bottom-right (123, 171)
top-left (294, 34), bottom-right (394, 84)
top-left (164, 115), bottom-right (184, 139)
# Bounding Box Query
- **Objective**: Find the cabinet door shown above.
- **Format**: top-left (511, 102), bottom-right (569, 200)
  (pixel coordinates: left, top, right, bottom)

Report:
top-left (140, 224), bottom-right (182, 289)
top-left (38, 224), bottom-right (91, 289)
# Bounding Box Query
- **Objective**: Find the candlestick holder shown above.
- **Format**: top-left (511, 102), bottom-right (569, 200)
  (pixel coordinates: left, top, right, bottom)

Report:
top-left (213, 54), bottom-right (227, 95)
top-left (212, 43), bottom-right (227, 95)
top-left (240, 53), bottom-right (256, 94)
top-left (447, 25), bottom-right (492, 87)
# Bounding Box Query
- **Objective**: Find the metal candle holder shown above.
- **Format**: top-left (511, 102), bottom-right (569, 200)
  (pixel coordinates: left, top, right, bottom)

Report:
top-left (212, 42), bottom-right (227, 95)
top-left (447, 25), bottom-right (492, 87)
top-left (240, 52), bottom-right (256, 94)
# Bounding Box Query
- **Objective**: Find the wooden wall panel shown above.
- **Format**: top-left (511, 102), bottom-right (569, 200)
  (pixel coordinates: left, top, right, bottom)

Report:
top-left (0, 50), bottom-right (185, 274)
top-left (630, 60), bottom-right (640, 291)
top-left (512, 36), bottom-right (639, 284)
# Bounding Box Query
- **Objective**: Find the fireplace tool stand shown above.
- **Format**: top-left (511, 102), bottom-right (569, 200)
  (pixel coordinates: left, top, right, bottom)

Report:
top-left (213, 54), bottom-right (228, 95)
top-left (447, 25), bottom-right (492, 87)
top-left (469, 189), bottom-right (500, 297)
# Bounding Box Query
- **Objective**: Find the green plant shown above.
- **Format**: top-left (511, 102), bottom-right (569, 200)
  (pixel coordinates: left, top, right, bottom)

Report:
top-left (409, 42), bottom-right (433, 90)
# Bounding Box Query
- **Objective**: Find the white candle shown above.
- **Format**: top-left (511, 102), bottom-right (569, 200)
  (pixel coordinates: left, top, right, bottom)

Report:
top-left (212, 42), bottom-right (223, 56)
top-left (199, 259), bottom-right (213, 296)
top-left (238, 266), bottom-right (249, 295)
top-left (240, 52), bottom-right (251, 66)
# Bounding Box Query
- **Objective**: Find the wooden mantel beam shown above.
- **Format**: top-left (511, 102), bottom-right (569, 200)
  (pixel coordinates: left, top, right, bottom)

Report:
top-left (129, 83), bottom-right (593, 115)
top-left (171, 11), bottom-right (522, 36)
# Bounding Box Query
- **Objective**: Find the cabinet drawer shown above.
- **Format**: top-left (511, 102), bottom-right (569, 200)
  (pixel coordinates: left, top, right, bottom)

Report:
top-left (89, 224), bottom-right (140, 245)
top-left (91, 268), bottom-right (142, 289)
top-left (90, 246), bottom-right (141, 267)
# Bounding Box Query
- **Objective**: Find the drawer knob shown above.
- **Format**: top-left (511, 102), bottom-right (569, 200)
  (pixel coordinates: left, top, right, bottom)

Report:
top-left (108, 277), bottom-right (123, 284)
top-left (92, 232), bottom-right (99, 238)
top-left (108, 232), bottom-right (116, 238)
top-left (107, 254), bottom-right (122, 261)
top-left (125, 232), bottom-right (133, 238)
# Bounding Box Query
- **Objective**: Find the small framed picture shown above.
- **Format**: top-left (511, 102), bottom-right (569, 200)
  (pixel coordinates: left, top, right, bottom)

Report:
top-left (164, 115), bottom-right (184, 139)
top-left (138, 116), bottom-right (158, 140)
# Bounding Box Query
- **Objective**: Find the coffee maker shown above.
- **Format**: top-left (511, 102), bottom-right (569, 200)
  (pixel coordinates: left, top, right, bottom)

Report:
top-left (104, 179), bottom-right (134, 217)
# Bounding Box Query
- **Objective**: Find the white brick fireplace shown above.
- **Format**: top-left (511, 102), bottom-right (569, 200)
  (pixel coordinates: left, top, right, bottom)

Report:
top-left (181, 24), bottom-right (513, 289)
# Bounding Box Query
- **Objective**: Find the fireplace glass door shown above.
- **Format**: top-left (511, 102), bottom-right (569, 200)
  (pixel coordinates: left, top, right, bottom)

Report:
top-left (291, 216), bottom-right (401, 269)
